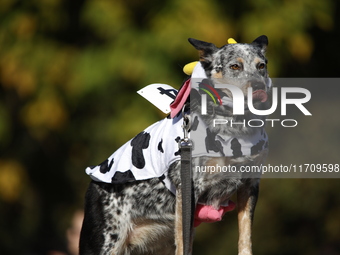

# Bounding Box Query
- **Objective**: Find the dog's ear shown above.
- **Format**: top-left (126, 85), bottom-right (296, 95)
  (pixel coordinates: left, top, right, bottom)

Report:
top-left (188, 38), bottom-right (218, 64)
top-left (252, 35), bottom-right (268, 54)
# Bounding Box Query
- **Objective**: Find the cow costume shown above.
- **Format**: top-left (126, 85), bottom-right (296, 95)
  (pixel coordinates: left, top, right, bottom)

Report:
top-left (86, 62), bottom-right (268, 196)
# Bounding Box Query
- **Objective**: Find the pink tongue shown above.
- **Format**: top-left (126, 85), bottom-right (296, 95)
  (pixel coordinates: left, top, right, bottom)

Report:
top-left (252, 90), bottom-right (268, 102)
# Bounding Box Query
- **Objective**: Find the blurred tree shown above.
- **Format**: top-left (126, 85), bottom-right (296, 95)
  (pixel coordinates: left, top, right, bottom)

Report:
top-left (0, 0), bottom-right (339, 254)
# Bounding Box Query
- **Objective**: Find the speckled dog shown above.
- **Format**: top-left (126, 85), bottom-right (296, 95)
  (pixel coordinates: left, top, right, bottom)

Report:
top-left (80, 35), bottom-right (271, 255)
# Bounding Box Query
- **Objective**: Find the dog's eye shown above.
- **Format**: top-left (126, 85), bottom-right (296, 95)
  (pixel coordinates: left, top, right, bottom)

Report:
top-left (230, 64), bottom-right (241, 70)
top-left (258, 63), bottom-right (266, 70)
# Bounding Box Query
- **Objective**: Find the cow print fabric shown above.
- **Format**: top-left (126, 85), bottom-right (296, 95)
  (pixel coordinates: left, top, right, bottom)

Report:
top-left (130, 131), bottom-right (151, 169)
top-left (86, 112), bottom-right (268, 194)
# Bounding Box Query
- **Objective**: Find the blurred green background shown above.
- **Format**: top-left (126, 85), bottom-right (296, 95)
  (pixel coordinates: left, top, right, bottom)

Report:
top-left (0, 0), bottom-right (339, 254)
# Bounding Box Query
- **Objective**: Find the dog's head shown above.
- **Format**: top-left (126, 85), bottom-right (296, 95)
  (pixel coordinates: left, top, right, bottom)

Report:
top-left (189, 35), bottom-right (271, 111)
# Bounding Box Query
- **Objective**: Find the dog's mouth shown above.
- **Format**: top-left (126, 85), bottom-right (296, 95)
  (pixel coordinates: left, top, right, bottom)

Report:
top-left (252, 89), bottom-right (268, 102)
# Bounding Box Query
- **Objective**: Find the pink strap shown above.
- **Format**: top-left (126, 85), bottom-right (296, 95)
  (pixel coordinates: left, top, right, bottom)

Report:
top-left (170, 79), bottom-right (191, 118)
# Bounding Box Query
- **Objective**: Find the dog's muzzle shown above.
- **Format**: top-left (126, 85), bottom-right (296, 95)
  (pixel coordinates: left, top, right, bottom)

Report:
top-left (251, 80), bottom-right (268, 102)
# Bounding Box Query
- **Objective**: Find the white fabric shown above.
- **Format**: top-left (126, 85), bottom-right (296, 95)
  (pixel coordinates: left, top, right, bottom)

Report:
top-left (191, 62), bottom-right (207, 79)
top-left (86, 115), bottom-right (183, 193)
top-left (137, 83), bottom-right (177, 114)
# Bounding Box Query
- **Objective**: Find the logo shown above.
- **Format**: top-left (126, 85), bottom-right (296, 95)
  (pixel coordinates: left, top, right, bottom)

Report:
top-left (199, 84), bottom-right (312, 128)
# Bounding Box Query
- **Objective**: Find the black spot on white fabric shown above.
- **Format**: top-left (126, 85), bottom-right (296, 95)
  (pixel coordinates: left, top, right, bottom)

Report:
top-left (131, 131), bottom-right (151, 169)
top-left (99, 158), bottom-right (114, 173)
top-left (251, 140), bottom-right (265, 155)
top-left (111, 170), bottom-right (136, 184)
top-left (174, 149), bottom-right (181, 156)
top-left (205, 128), bottom-right (225, 156)
top-left (174, 136), bottom-right (181, 156)
top-left (157, 87), bottom-right (178, 99)
top-left (158, 139), bottom-right (164, 153)
top-left (190, 116), bottom-right (199, 131)
top-left (231, 138), bottom-right (243, 158)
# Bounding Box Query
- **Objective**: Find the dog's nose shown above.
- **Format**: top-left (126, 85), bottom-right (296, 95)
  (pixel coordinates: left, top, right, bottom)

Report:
top-left (251, 81), bottom-right (265, 91)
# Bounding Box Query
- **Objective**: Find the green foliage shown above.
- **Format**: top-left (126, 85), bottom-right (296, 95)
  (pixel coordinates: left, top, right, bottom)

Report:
top-left (0, 0), bottom-right (339, 254)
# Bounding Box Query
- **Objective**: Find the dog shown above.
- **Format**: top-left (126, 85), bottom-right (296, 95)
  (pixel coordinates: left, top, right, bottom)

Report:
top-left (79, 35), bottom-right (272, 255)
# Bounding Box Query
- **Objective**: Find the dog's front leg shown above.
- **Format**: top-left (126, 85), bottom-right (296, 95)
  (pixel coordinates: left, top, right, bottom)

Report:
top-left (237, 180), bottom-right (259, 255)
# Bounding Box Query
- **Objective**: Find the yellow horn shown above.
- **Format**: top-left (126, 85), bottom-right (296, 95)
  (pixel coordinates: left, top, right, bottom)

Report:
top-left (227, 38), bottom-right (237, 44)
top-left (183, 61), bottom-right (199, 75)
